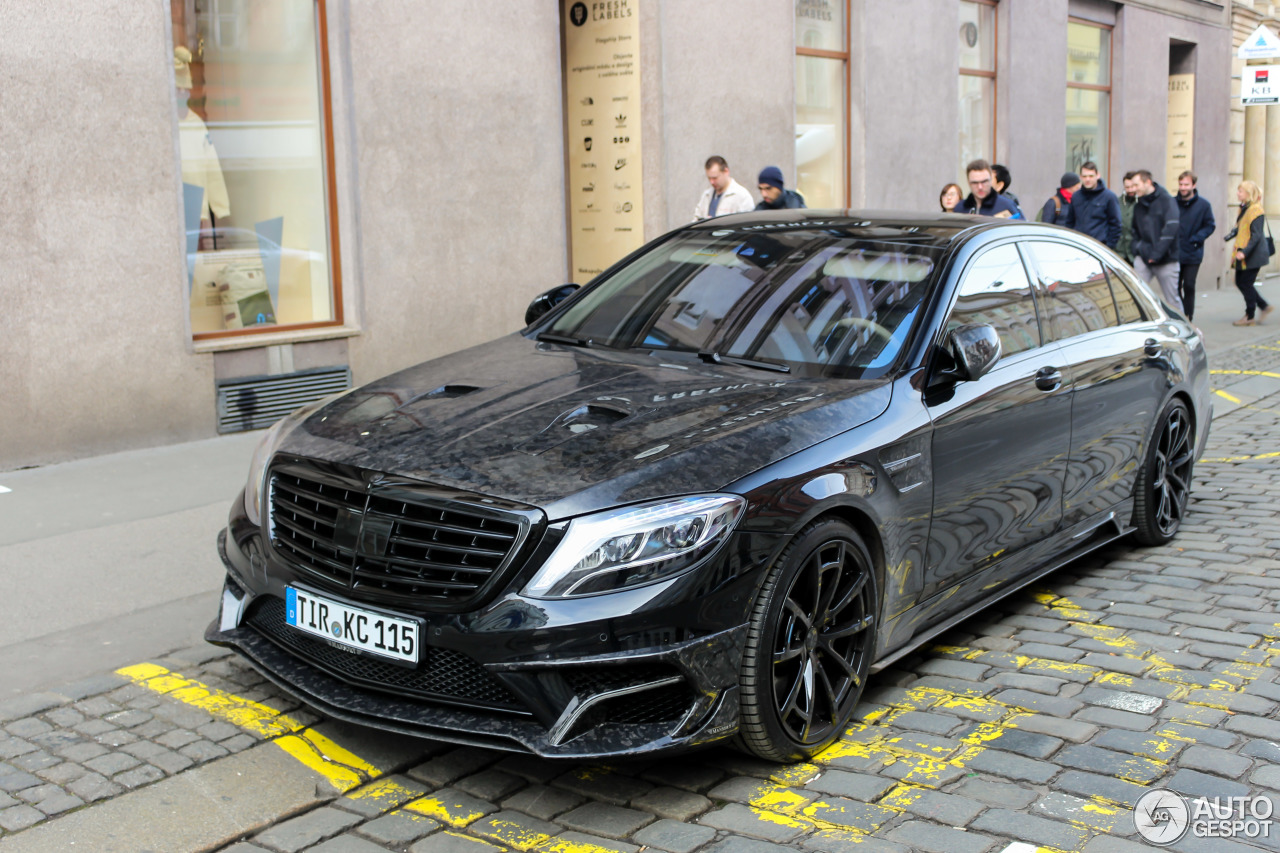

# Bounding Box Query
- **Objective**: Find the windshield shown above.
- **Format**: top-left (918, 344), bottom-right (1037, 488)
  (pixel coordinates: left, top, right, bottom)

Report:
top-left (546, 225), bottom-right (942, 378)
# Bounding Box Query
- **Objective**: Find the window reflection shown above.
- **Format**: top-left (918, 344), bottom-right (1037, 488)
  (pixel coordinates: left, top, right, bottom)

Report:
top-left (948, 244), bottom-right (1041, 357)
top-left (173, 0), bottom-right (337, 337)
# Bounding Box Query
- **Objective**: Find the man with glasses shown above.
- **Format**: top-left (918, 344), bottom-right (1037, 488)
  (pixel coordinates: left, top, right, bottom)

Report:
top-left (961, 159), bottom-right (1021, 218)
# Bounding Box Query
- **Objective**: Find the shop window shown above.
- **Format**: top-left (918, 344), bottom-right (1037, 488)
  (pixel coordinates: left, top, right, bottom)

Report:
top-left (958, 0), bottom-right (996, 182)
top-left (1066, 19), bottom-right (1111, 180)
top-left (795, 0), bottom-right (848, 208)
top-left (172, 0), bottom-right (341, 340)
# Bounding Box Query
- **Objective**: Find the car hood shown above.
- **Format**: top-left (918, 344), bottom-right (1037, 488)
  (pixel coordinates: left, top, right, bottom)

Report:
top-left (279, 333), bottom-right (892, 520)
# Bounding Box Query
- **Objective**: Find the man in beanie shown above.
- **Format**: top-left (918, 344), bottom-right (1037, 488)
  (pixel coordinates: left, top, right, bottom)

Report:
top-left (755, 166), bottom-right (806, 211)
top-left (693, 156), bottom-right (754, 220)
top-left (1039, 172), bottom-right (1079, 225)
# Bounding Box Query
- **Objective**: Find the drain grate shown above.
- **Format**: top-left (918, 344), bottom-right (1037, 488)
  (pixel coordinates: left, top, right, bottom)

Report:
top-left (216, 366), bottom-right (351, 433)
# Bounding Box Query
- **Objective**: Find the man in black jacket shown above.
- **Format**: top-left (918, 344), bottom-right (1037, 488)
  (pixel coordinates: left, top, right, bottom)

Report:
top-left (1065, 162), bottom-right (1122, 249)
top-left (1174, 170), bottom-right (1215, 320)
top-left (1130, 169), bottom-right (1181, 311)
top-left (755, 166), bottom-right (806, 211)
top-left (1040, 173), bottom-right (1079, 225)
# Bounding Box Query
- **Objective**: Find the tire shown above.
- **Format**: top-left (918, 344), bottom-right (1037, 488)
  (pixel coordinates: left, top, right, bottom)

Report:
top-left (738, 519), bottom-right (878, 762)
top-left (1131, 398), bottom-right (1195, 546)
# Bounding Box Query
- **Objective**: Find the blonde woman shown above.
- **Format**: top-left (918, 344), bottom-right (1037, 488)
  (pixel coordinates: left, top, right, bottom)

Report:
top-left (1230, 181), bottom-right (1273, 326)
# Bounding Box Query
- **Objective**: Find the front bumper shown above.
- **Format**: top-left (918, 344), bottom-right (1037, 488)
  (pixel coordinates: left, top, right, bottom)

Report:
top-left (207, 526), bottom-right (770, 758)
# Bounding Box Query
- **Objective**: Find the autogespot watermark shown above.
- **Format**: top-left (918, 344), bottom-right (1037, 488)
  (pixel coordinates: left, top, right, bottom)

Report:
top-left (1134, 788), bottom-right (1275, 845)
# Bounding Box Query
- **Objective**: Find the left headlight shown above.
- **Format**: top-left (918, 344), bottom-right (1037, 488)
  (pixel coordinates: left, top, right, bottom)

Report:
top-left (522, 495), bottom-right (746, 599)
top-left (242, 416), bottom-right (289, 527)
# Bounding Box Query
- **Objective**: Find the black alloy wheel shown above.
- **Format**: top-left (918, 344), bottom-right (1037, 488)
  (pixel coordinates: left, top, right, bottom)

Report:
top-left (738, 520), bottom-right (877, 762)
top-left (1132, 398), bottom-right (1195, 546)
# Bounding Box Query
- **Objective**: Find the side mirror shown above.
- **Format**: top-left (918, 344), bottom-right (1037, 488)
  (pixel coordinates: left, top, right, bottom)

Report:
top-left (525, 283), bottom-right (581, 326)
top-left (946, 323), bottom-right (1002, 381)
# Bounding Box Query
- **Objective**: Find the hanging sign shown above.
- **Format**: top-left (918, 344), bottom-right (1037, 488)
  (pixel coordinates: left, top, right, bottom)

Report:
top-left (1238, 24), bottom-right (1280, 60)
top-left (1242, 65), bottom-right (1279, 106)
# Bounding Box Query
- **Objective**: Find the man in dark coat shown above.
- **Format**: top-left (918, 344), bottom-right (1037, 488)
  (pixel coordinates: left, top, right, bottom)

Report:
top-left (755, 166), bottom-right (806, 211)
top-left (1039, 173), bottom-right (1079, 225)
top-left (1174, 170), bottom-right (1215, 320)
top-left (1116, 172), bottom-right (1138, 264)
top-left (1130, 169), bottom-right (1181, 311)
top-left (1065, 161), bottom-right (1122, 248)
top-left (962, 159), bottom-right (1021, 218)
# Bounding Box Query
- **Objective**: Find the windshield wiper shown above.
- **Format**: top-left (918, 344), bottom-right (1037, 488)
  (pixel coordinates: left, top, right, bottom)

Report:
top-left (697, 351), bottom-right (791, 373)
top-left (536, 332), bottom-right (592, 348)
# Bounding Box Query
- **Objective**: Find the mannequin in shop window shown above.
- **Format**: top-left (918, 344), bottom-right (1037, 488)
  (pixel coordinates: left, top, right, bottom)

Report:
top-left (174, 46), bottom-right (230, 251)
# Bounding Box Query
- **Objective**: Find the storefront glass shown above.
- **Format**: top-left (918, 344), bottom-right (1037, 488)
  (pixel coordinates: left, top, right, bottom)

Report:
top-left (795, 54), bottom-right (847, 209)
top-left (958, 1), bottom-right (996, 182)
top-left (172, 0), bottom-right (339, 339)
top-left (1066, 21), bottom-right (1111, 179)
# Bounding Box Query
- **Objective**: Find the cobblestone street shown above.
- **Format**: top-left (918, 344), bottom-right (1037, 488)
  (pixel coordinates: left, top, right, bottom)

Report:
top-left (3, 333), bottom-right (1280, 853)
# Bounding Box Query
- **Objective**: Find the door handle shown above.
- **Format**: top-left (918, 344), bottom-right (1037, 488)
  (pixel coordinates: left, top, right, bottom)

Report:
top-left (1144, 338), bottom-right (1161, 357)
top-left (1035, 367), bottom-right (1062, 392)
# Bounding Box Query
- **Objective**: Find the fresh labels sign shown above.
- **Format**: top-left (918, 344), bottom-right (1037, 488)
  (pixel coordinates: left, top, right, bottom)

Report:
top-left (564, 1), bottom-right (644, 282)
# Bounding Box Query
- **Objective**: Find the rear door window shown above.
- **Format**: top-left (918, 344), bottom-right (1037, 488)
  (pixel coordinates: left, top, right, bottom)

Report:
top-left (1023, 241), bottom-right (1116, 341)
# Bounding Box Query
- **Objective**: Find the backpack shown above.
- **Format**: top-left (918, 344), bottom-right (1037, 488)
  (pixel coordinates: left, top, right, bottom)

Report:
top-left (1036, 195), bottom-right (1061, 224)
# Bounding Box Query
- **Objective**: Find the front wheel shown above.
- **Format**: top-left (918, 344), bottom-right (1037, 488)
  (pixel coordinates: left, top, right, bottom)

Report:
top-left (738, 520), bottom-right (878, 762)
top-left (1131, 398), bottom-right (1195, 545)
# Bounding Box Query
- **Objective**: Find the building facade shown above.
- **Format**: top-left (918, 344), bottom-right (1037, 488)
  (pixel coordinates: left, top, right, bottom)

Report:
top-left (0, 0), bottom-right (1234, 469)
top-left (1229, 0), bottom-right (1280, 280)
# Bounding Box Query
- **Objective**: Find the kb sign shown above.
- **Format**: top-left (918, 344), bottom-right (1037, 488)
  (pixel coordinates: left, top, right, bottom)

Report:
top-left (1243, 65), bottom-right (1279, 105)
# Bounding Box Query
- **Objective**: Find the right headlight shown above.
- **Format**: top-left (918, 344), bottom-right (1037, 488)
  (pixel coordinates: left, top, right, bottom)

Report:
top-left (522, 495), bottom-right (746, 599)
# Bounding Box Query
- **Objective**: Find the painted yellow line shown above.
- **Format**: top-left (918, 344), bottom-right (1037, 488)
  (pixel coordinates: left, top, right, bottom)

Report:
top-left (1200, 450), bottom-right (1280, 463)
top-left (1210, 369), bottom-right (1280, 378)
top-left (1213, 389), bottom-right (1243, 403)
top-left (115, 663), bottom-right (384, 793)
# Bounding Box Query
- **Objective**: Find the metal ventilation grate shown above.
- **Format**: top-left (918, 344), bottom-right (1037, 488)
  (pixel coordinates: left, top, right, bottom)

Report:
top-left (216, 367), bottom-right (351, 433)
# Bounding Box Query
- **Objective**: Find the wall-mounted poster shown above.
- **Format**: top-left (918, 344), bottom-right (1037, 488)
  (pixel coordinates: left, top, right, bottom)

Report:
top-left (564, 0), bottom-right (643, 282)
top-left (1166, 74), bottom-right (1195, 186)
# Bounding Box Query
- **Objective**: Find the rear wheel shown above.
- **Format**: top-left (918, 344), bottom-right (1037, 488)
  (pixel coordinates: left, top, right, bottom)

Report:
top-left (1131, 398), bottom-right (1194, 545)
top-left (738, 520), bottom-right (877, 762)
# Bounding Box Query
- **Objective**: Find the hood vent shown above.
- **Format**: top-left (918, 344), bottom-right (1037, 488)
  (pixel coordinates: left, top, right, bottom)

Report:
top-left (217, 367), bottom-right (351, 433)
top-left (515, 401), bottom-right (636, 455)
top-left (425, 383), bottom-right (482, 399)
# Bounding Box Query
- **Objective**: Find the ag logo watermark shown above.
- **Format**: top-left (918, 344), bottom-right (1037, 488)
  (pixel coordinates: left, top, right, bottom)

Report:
top-left (1134, 789), bottom-right (1274, 845)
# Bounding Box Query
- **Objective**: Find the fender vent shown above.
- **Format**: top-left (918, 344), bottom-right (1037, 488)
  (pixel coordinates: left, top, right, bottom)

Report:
top-left (217, 367), bottom-right (351, 433)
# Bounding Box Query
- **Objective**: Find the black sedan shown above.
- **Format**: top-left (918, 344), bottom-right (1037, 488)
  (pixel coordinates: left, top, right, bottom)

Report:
top-left (207, 211), bottom-right (1211, 762)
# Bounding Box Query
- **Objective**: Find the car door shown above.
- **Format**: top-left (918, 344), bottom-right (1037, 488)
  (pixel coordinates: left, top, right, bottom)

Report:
top-left (922, 241), bottom-right (1072, 600)
top-left (1023, 240), bottom-right (1171, 529)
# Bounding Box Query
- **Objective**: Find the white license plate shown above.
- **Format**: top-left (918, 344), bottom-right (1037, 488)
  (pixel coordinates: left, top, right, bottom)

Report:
top-left (286, 587), bottom-right (419, 664)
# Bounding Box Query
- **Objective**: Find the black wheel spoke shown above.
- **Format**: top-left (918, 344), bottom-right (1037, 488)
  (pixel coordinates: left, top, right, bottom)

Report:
top-left (829, 570), bottom-right (868, 617)
top-left (824, 613), bottom-right (874, 641)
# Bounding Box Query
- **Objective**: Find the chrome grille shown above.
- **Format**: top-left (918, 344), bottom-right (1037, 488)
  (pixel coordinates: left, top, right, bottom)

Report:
top-left (269, 460), bottom-right (535, 607)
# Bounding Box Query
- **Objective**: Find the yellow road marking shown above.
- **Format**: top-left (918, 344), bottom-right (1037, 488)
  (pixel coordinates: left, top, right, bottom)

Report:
top-left (1200, 450), bottom-right (1280, 463)
top-left (1210, 369), bottom-right (1280, 378)
top-left (1213, 389), bottom-right (1243, 403)
top-left (115, 663), bottom-right (384, 793)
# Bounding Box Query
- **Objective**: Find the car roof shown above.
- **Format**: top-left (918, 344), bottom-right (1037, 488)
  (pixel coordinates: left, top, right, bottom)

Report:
top-left (686, 209), bottom-right (1003, 250)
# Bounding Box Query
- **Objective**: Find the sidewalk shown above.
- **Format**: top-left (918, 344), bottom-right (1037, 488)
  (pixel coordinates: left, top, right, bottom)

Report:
top-left (0, 278), bottom-right (1276, 699)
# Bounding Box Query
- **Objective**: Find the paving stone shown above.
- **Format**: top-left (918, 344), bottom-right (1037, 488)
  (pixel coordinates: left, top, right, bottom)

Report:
top-left (972, 808), bottom-right (1089, 850)
top-left (1179, 745), bottom-right (1253, 779)
top-left (553, 768), bottom-right (653, 806)
top-left (253, 805), bottom-right (363, 852)
top-left (1095, 729), bottom-right (1189, 761)
top-left (1243, 740), bottom-right (1280, 764)
top-left (1251, 765), bottom-right (1280, 792)
top-left (803, 769), bottom-right (896, 802)
top-left (1055, 745), bottom-right (1166, 784)
top-left (5, 718), bottom-right (53, 739)
top-left (32, 791), bottom-right (83, 816)
top-left (797, 797), bottom-right (897, 833)
top-left (0, 737), bottom-right (37, 760)
top-left (1166, 768), bottom-right (1252, 800)
top-left (73, 696), bottom-right (121, 717)
top-left (406, 747), bottom-right (500, 787)
top-left (104, 709), bottom-right (153, 728)
top-left (1012, 715), bottom-right (1098, 743)
top-left (1151, 721), bottom-right (1239, 750)
top-left (638, 761), bottom-right (725, 793)
top-left (114, 764), bottom-right (165, 789)
top-left (916, 658), bottom-right (990, 681)
top-left (1081, 836), bottom-right (1162, 853)
top-left (453, 768), bottom-right (524, 802)
top-left (989, 689), bottom-right (1083, 717)
top-left (502, 783), bottom-right (585, 821)
top-left (884, 819), bottom-right (996, 853)
top-left (73, 719), bottom-right (118, 738)
top-left (35, 761), bottom-right (86, 785)
top-left (699, 802), bottom-right (807, 843)
top-left (196, 720), bottom-right (244, 742)
top-left (1184, 688), bottom-right (1275, 715)
top-left (179, 739), bottom-right (230, 763)
top-left (883, 787), bottom-right (985, 826)
top-left (304, 834), bottom-right (390, 853)
top-left (558, 801), bottom-right (654, 839)
top-left (1226, 714), bottom-right (1280, 741)
top-left (93, 729), bottom-right (139, 748)
top-left (11, 751), bottom-right (59, 772)
top-left (43, 707), bottom-right (85, 728)
top-left (1075, 706), bottom-right (1157, 732)
top-left (1075, 687), bottom-right (1164, 714)
top-left (557, 831), bottom-right (640, 853)
top-left (466, 810), bottom-right (560, 848)
top-left (334, 775), bottom-right (428, 819)
top-left (630, 786), bottom-right (713, 822)
top-left (1161, 702), bottom-right (1230, 728)
top-left (979, 728), bottom-right (1063, 760)
top-left (0, 804), bottom-right (45, 832)
top-left (355, 809), bottom-right (439, 845)
top-left (951, 776), bottom-right (1037, 809)
top-left (962, 748), bottom-right (1059, 784)
top-left (0, 768), bottom-right (41, 793)
top-left (66, 771), bottom-right (123, 802)
top-left (986, 672), bottom-right (1071, 695)
top-left (633, 818), bottom-right (717, 853)
top-left (155, 729), bottom-right (202, 749)
top-left (52, 674), bottom-right (128, 702)
top-left (53, 741), bottom-right (108, 763)
top-left (222, 733), bottom-right (256, 753)
top-left (891, 710), bottom-right (964, 735)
